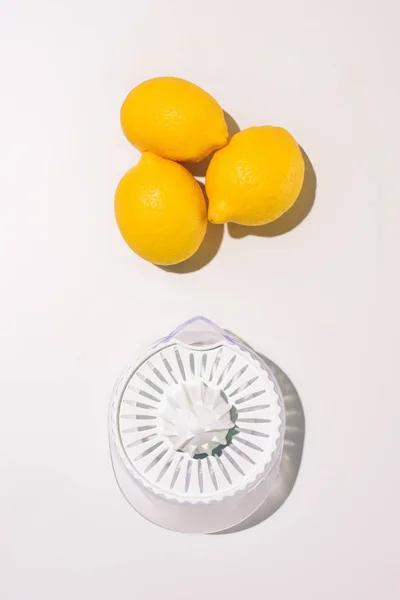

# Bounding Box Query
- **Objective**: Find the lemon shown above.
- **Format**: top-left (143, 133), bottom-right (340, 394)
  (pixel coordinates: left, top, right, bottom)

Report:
top-left (120, 77), bottom-right (228, 162)
top-left (206, 126), bottom-right (305, 225)
top-left (115, 152), bottom-right (207, 265)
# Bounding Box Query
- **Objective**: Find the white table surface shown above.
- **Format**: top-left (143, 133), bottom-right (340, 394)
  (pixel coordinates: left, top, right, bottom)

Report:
top-left (1, 1), bottom-right (399, 598)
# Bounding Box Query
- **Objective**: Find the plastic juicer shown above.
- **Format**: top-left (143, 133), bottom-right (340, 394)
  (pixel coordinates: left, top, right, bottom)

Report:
top-left (109, 317), bottom-right (285, 533)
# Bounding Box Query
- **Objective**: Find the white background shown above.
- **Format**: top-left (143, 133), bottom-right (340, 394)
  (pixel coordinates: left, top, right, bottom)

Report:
top-left (0, 0), bottom-right (399, 598)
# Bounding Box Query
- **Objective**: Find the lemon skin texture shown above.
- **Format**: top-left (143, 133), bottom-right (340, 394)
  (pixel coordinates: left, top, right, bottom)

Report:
top-left (115, 153), bottom-right (207, 265)
top-left (120, 77), bottom-right (228, 163)
top-left (206, 126), bottom-right (305, 226)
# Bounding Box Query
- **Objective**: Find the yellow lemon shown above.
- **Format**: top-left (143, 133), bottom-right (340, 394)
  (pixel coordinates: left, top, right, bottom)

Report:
top-left (120, 77), bottom-right (228, 162)
top-left (206, 126), bottom-right (305, 225)
top-left (115, 152), bottom-right (207, 265)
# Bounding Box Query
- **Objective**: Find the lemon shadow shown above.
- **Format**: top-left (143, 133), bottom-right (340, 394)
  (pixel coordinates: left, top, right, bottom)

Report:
top-left (223, 111), bottom-right (241, 138)
top-left (228, 147), bottom-right (316, 238)
top-left (157, 182), bottom-right (224, 274)
top-left (183, 111), bottom-right (240, 178)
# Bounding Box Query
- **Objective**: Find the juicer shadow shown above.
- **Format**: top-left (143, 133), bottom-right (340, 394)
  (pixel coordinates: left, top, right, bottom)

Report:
top-left (216, 354), bottom-right (305, 534)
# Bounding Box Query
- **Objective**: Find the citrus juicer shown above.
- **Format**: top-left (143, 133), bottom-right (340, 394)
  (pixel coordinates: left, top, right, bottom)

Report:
top-left (109, 316), bottom-right (285, 533)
